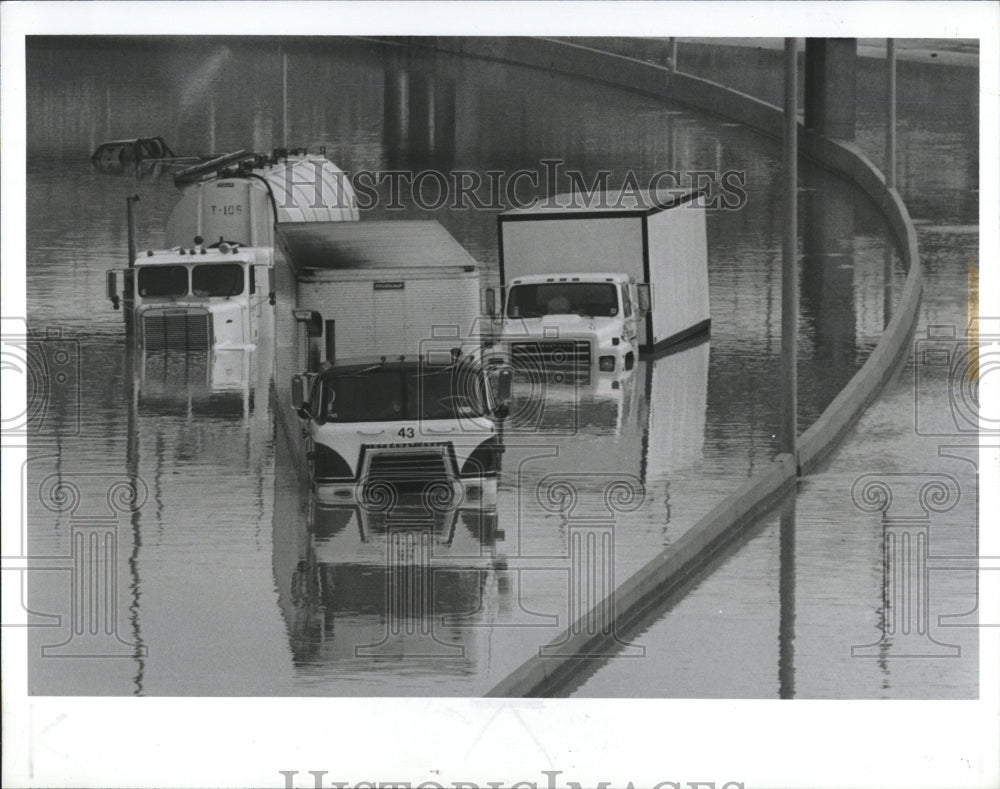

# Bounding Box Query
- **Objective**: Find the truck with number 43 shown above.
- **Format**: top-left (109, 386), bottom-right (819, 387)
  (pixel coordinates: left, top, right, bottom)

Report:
top-left (274, 219), bottom-right (511, 512)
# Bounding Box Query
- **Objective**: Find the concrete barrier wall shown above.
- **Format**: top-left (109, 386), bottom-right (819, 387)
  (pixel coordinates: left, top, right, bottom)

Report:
top-left (560, 37), bottom-right (977, 114)
top-left (381, 36), bottom-right (923, 696)
top-left (377, 37), bottom-right (677, 98)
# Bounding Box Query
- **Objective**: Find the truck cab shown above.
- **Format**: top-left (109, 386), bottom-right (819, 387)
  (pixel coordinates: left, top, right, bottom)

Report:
top-left (108, 242), bottom-right (272, 351)
top-left (106, 149), bottom-right (358, 353)
top-left (291, 351), bottom-right (511, 511)
top-left (488, 272), bottom-right (649, 376)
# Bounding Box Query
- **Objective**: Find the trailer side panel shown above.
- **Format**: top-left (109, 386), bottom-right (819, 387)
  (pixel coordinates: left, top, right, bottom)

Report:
top-left (646, 203), bottom-right (710, 351)
top-left (294, 272), bottom-right (481, 360)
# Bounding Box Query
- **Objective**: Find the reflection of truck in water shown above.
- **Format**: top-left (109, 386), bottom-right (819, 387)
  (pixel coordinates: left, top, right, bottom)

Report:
top-left (275, 501), bottom-right (506, 671)
top-left (137, 349), bottom-right (260, 417)
top-left (126, 342), bottom-right (274, 525)
top-left (499, 338), bottom-right (710, 540)
top-left (272, 342), bottom-right (712, 674)
top-left (268, 337), bottom-right (711, 684)
top-left (487, 189), bottom-right (709, 375)
top-left (273, 220), bottom-right (510, 509)
top-left (106, 151), bottom-right (358, 352)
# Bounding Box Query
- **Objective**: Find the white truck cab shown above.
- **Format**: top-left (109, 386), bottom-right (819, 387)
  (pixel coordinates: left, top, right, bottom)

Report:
top-left (291, 352), bottom-right (511, 511)
top-left (108, 242), bottom-right (272, 351)
top-left (490, 271), bottom-right (649, 375)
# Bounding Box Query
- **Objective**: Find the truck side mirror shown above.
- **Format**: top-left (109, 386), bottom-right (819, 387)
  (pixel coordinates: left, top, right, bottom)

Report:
top-left (485, 287), bottom-right (496, 317)
top-left (106, 270), bottom-right (120, 310)
top-left (291, 374), bottom-right (310, 419)
top-left (268, 267), bottom-right (276, 306)
top-left (637, 283), bottom-right (652, 313)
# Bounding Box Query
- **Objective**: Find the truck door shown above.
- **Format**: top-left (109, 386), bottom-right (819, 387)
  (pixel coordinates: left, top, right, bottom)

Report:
top-left (373, 282), bottom-right (407, 349)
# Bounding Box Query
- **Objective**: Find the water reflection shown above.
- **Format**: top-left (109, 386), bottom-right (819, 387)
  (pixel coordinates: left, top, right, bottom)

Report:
top-left (277, 490), bottom-right (505, 673)
top-left (271, 340), bottom-right (712, 688)
top-left (383, 52), bottom-right (457, 169)
top-left (778, 494), bottom-right (797, 700)
top-left (501, 341), bottom-right (709, 505)
top-left (136, 349), bottom-right (255, 419)
top-left (567, 487), bottom-right (795, 698)
top-left (800, 171), bottom-right (858, 417)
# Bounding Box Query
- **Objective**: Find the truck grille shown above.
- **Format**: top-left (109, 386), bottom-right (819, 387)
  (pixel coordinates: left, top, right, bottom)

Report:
top-left (510, 340), bottom-right (590, 376)
top-left (362, 448), bottom-right (456, 510)
top-left (367, 451), bottom-right (450, 490)
top-left (143, 312), bottom-right (211, 351)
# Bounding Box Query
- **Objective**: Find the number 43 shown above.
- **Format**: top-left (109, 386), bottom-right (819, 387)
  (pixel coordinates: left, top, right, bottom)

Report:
top-left (397, 427), bottom-right (415, 438)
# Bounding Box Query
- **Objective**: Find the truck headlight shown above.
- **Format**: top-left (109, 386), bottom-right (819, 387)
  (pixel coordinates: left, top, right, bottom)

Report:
top-left (599, 356), bottom-right (616, 372)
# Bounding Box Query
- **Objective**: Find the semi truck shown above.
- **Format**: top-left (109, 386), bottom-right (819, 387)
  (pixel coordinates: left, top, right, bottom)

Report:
top-left (106, 150), bottom-right (358, 353)
top-left (486, 189), bottom-right (710, 376)
top-left (272, 219), bottom-right (511, 511)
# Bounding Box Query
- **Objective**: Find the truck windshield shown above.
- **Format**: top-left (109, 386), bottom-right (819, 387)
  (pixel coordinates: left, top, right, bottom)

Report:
top-left (506, 283), bottom-right (619, 318)
top-left (318, 367), bottom-right (487, 423)
top-left (138, 265), bottom-right (188, 297)
top-left (192, 263), bottom-right (244, 297)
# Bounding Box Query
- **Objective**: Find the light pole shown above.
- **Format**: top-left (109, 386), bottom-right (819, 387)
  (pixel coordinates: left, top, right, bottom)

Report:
top-left (782, 38), bottom-right (799, 460)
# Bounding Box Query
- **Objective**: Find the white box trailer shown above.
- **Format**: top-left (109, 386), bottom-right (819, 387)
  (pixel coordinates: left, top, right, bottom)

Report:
top-left (493, 189), bottom-right (709, 372)
top-left (276, 220), bottom-right (485, 363)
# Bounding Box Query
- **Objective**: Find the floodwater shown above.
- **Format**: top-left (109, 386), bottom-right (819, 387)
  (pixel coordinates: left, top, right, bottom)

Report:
top-left (20, 37), bottom-right (977, 697)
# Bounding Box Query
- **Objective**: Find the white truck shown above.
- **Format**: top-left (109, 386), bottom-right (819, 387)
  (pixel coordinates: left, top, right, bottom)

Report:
top-left (487, 189), bottom-right (710, 376)
top-left (273, 219), bottom-right (511, 511)
top-left (106, 150), bottom-right (358, 352)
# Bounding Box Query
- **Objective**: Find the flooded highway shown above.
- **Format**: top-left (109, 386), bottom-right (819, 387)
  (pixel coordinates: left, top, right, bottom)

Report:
top-left (21, 37), bottom-right (976, 697)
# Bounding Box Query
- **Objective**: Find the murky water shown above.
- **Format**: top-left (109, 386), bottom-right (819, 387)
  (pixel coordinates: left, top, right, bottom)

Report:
top-left (21, 37), bottom-right (974, 697)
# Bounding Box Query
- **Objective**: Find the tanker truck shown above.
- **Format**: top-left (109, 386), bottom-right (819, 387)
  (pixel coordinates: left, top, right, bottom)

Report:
top-left (106, 149), bottom-right (358, 353)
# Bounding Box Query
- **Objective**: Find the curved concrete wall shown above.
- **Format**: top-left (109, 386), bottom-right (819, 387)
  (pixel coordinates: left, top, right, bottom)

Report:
top-left (379, 36), bottom-right (923, 696)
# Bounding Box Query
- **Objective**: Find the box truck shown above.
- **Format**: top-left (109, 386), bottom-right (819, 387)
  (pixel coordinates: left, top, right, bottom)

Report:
top-left (272, 220), bottom-right (511, 511)
top-left (487, 189), bottom-right (710, 376)
top-left (106, 150), bottom-right (358, 353)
